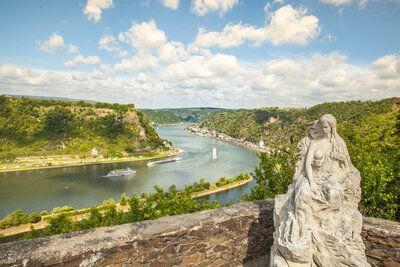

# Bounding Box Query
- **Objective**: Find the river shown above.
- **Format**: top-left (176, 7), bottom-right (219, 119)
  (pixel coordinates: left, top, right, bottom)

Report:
top-left (0, 124), bottom-right (259, 218)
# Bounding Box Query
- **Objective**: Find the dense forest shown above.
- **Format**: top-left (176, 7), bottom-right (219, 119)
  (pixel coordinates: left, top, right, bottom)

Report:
top-left (141, 107), bottom-right (226, 125)
top-left (0, 96), bottom-right (168, 160)
top-left (203, 98), bottom-right (399, 148)
top-left (214, 97), bottom-right (400, 221)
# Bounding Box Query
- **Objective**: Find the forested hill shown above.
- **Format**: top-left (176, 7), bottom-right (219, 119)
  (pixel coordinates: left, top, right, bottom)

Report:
top-left (0, 96), bottom-right (167, 160)
top-left (141, 107), bottom-right (226, 125)
top-left (203, 97), bottom-right (400, 220)
top-left (202, 97), bottom-right (400, 149)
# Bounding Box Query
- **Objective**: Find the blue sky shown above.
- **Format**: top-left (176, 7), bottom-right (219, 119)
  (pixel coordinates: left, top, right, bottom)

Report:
top-left (0, 0), bottom-right (399, 108)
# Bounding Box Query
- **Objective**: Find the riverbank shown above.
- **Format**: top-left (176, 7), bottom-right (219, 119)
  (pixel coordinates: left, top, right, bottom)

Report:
top-left (191, 176), bottom-right (253, 198)
top-left (0, 175), bottom-right (252, 241)
top-left (0, 149), bottom-right (179, 174)
top-left (186, 125), bottom-right (271, 153)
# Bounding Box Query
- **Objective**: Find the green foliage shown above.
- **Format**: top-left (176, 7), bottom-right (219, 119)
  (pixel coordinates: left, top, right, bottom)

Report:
top-left (44, 107), bottom-right (74, 137)
top-left (52, 206), bottom-right (74, 214)
top-left (141, 107), bottom-right (226, 124)
top-left (140, 109), bottom-right (180, 125)
top-left (0, 209), bottom-right (42, 229)
top-left (21, 184), bottom-right (219, 240)
top-left (119, 193), bottom-right (128, 206)
top-left (0, 95), bottom-right (167, 159)
top-left (341, 112), bottom-right (399, 221)
top-left (241, 101), bottom-right (399, 221)
top-left (243, 150), bottom-right (295, 201)
top-left (203, 97), bottom-right (399, 148)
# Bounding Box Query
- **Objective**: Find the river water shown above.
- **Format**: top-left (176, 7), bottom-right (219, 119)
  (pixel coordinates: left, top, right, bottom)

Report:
top-left (0, 124), bottom-right (259, 218)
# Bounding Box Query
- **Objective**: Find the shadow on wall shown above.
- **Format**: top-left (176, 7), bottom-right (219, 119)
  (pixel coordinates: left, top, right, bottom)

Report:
top-left (243, 201), bottom-right (275, 267)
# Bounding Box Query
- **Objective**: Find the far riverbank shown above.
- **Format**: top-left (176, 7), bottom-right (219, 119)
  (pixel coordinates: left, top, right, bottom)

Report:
top-left (186, 125), bottom-right (271, 153)
top-left (0, 149), bottom-right (179, 174)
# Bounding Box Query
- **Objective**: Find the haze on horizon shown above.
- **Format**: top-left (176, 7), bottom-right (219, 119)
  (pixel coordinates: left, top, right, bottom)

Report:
top-left (0, 0), bottom-right (399, 109)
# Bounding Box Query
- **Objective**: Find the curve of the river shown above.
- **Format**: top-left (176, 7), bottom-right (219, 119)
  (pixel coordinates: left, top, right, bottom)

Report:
top-left (0, 124), bottom-right (259, 218)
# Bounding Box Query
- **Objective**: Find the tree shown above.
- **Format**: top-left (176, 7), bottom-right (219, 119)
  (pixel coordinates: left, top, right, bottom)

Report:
top-left (44, 107), bottom-right (74, 137)
top-left (244, 149), bottom-right (295, 201)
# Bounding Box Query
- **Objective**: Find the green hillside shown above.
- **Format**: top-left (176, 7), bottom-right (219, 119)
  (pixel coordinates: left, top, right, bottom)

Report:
top-left (141, 107), bottom-right (226, 125)
top-left (202, 98), bottom-right (399, 149)
top-left (203, 97), bottom-right (399, 220)
top-left (0, 96), bottom-right (168, 161)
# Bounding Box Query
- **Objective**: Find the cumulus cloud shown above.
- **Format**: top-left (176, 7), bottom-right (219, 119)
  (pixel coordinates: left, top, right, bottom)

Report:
top-left (319, 0), bottom-right (352, 5)
top-left (1, 53), bottom-right (399, 108)
top-left (38, 33), bottom-right (79, 55)
top-left (64, 55), bottom-right (101, 68)
top-left (372, 54), bottom-right (400, 79)
top-left (160, 53), bottom-right (240, 81)
top-left (158, 41), bottom-right (189, 63)
top-left (191, 0), bottom-right (239, 16)
top-left (161, 0), bottom-right (180, 10)
top-left (136, 72), bottom-right (149, 83)
top-left (67, 45), bottom-right (79, 54)
top-left (114, 54), bottom-right (158, 72)
top-left (38, 33), bottom-right (65, 53)
top-left (195, 5), bottom-right (320, 48)
top-left (99, 34), bottom-right (128, 57)
top-left (84, 0), bottom-right (113, 22)
top-left (119, 20), bottom-right (166, 54)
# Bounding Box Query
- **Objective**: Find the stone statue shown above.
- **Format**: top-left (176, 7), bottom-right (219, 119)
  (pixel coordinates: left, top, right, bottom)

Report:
top-left (270, 114), bottom-right (370, 267)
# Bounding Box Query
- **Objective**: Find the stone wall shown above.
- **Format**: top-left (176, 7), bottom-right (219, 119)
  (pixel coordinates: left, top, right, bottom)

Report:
top-left (0, 200), bottom-right (399, 267)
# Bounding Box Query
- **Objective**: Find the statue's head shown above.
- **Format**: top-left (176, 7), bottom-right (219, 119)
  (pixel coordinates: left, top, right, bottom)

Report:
top-left (318, 114), bottom-right (337, 137)
top-left (310, 114), bottom-right (336, 139)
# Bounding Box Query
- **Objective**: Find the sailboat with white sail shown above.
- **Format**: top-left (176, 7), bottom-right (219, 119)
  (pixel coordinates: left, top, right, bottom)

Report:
top-left (212, 147), bottom-right (217, 160)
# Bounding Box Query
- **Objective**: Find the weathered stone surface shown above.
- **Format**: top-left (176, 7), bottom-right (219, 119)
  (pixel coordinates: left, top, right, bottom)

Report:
top-left (0, 200), bottom-right (399, 267)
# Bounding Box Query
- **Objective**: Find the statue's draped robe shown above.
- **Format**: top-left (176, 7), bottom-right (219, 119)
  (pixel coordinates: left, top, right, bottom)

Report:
top-left (270, 136), bottom-right (370, 267)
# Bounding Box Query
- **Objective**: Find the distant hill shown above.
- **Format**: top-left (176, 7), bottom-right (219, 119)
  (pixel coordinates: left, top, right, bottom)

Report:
top-left (7, 94), bottom-right (98, 103)
top-left (202, 97), bottom-right (400, 148)
top-left (0, 96), bottom-right (168, 160)
top-left (141, 107), bottom-right (227, 125)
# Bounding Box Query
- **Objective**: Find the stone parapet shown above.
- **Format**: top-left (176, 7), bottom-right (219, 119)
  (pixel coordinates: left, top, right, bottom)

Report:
top-left (0, 200), bottom-right (399, 267)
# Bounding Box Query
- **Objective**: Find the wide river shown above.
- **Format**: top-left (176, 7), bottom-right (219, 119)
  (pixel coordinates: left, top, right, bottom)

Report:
top-left (0, 124), bottom-right (259, 218)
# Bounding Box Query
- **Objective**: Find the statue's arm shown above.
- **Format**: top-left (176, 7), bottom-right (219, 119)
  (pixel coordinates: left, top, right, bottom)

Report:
top-left (305, 142), bottom-right (316, 190)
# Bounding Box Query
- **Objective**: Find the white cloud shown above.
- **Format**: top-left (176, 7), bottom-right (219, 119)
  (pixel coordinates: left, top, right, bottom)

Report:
top-left (114, 54), bottom-right (158, 72)
top-left (99, 34), bottom-right (128, 57)
top-left (1, 53), bottom-right (399, 108)
top-left (160, 53), bottom-right (239, 81)
top-left (319, 0), bottom-right (352, 5)
top-left (372, 54), bottom-right (400, 79)
top-left (118, 20), bottom-right (166, 53)
top-left (195, 5), bottom-right (320, 48)
top-left (38, 33), bottom-right (65, 53)
top-left (84, 0), bottom-right (113, 22)
top-left (136, 72), bottom-right (148, 83)
top-left (67, 45), bottom-right (79, 54)
top-left (38, 33), bottom-right (80, 55)
top-left (161, 0), bottom-right (180, 10)
top-left (100, 64), bottom-right (114, 73)
top-left (64, 55), bottom-right (101, 68)
top-left (191, 0), bottom-right (239, 16)
top-left (158, 41), bottom-right (189, 63)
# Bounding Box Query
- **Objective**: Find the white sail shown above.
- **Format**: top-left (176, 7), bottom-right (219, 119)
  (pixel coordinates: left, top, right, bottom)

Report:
top-left (212, 148), bottom-right (217, 160)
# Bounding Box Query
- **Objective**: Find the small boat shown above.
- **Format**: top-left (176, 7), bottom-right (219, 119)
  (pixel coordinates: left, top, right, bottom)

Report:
top-left (147, 157), bottom-right (181, 166)
top-left (106, 167), bottom-right (136, 177)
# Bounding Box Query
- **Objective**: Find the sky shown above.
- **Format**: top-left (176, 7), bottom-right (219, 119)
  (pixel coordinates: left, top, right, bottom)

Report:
top-left (0, 0), bottom-right (399, 108)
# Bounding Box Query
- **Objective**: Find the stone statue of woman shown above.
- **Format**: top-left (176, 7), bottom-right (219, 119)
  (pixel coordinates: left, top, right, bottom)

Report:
top-left (270, 114), bottom-right (370, 267)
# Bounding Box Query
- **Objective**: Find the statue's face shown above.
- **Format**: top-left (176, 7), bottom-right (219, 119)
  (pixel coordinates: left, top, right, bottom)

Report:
top-left (321, 121), bottom-right (331, 135)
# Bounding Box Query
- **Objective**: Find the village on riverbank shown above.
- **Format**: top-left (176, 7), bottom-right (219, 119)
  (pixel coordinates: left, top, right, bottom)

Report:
top-left (186, 125), bottom-right (271, 153)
